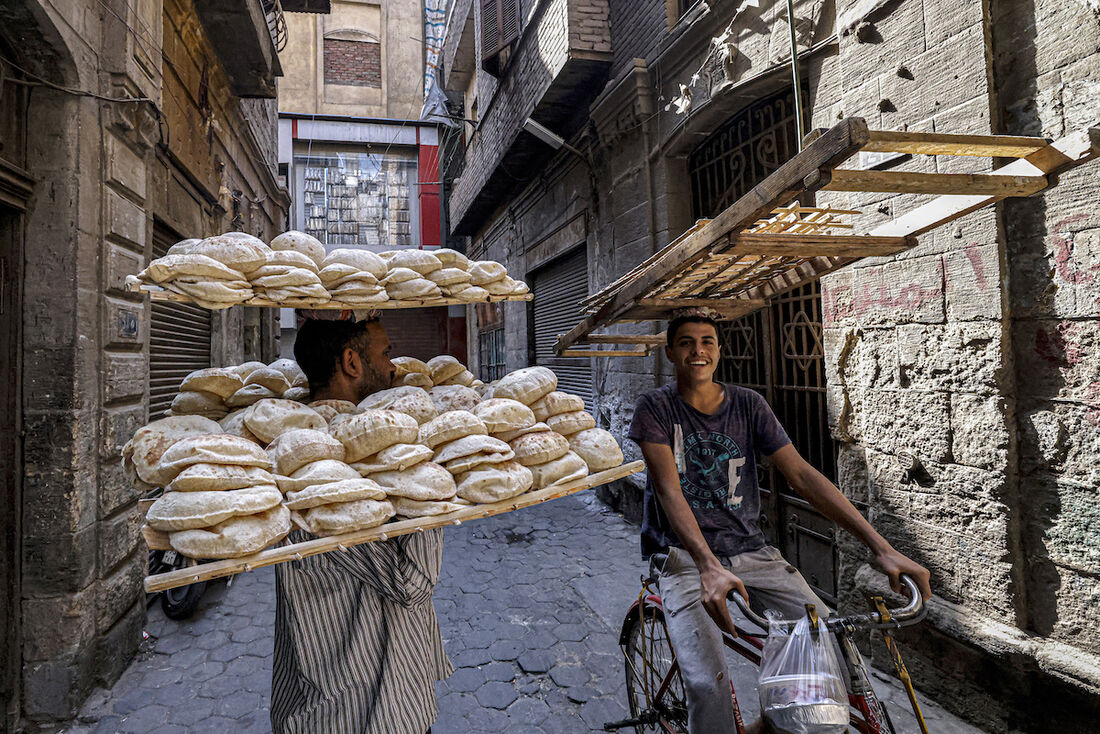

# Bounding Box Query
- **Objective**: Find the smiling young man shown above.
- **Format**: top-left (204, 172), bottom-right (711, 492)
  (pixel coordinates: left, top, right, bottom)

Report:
top-left (628, 311), bottom-right (931, 734)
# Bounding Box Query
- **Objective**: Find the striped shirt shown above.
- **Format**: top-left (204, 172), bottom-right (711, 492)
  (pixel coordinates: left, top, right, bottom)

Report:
top-left (271, 528), bottom-right (453, 734)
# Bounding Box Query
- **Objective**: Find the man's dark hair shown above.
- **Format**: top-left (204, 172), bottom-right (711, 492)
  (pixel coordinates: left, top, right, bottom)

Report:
top-left (666, 313), bottom-right (720, 348)
top-left (294, 319), bottom-right (373, 393)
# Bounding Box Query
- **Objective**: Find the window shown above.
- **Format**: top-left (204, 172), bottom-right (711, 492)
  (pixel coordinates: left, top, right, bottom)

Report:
top-left (480, 0), bottom-right (519, 76)
top-left (477, 302), bottom-right (506, 381)
top-left (293, 148), bottom-right (418, 248)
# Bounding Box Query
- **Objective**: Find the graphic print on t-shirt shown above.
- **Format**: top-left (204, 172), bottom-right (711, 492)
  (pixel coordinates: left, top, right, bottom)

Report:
top-left (677, 428), bottom-right (748, 511)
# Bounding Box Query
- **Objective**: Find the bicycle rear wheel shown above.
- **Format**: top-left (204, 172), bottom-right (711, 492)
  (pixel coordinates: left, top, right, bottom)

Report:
top-left (622, 604), bottom-right (689, 733)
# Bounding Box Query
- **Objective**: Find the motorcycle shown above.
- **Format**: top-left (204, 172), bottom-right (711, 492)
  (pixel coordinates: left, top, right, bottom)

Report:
top-left (146, 549), bottom-right (208, 620)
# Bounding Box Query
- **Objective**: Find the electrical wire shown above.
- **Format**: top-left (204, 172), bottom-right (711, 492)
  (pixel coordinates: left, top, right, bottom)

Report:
top-left (0, 52), bottom-right (153, 104)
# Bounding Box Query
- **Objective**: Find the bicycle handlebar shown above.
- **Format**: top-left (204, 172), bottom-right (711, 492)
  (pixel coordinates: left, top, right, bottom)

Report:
top-left (648, 553), bottom-right (926, 633)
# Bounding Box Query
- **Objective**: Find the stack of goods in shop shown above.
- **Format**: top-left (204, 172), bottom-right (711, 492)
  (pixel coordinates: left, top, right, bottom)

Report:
top-left (128, 230), bottom-right (530, 307)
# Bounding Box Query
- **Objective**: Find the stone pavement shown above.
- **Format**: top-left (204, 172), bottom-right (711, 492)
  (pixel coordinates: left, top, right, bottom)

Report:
top-left (62, 491), bottom-right (984, 733)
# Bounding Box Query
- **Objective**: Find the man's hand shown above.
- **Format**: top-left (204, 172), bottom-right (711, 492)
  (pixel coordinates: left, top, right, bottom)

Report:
top-left (875, 547), bottom-right (932, 601)
top-left (699, 562), bottom-right (749, 635)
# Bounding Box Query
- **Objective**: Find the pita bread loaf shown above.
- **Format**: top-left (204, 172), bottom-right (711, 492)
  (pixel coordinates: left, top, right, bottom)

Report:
top-left (431, 248), bottom-right (470, 270)
top-left (455, 461), bottom-right (533, 504)
top-left (321, 248), bottom-right (388, 278)
top-left (474, 398), bottom-right (536, 434)
top-left (168, 464), bottom-right (275, 492)
top-left (243, 399), bottom-right (327, 443)
top-left (276, 459), bottom-right (360, 493)
top-left (180, 368), bottom-right (244, 400)
top-left (261, 284), bottom-right (331, 303)
top-left (266, 428), bottom-right (346, 476)
top-left (226, 383), bottom-right (279, 408)
top-left (451, 285), bottom-right (490, 302)
top-left (283, 477), bottom-right (387, 510)
top-left (392, 356), bottom-right (429, 378)
top-left (146, 485), bottom-right (283, 531)
top-left (568, 428), bottom-right (624, 471)
top-left (468, 261), bottom-right (507, 286)
top-left (318, 262), bottom-right (362, 286)
top-left (392, 496), bottom-right (465, 518)
top-left (264, 249), bottom-right (320, 273)
top-left (358, 386), bottom-right (437, 425)
top-left (170, 390), bottom-right (228, 419)
top-left (483, 276), bottom-right (526, 296)
top-left (307, 399), bottom-right (360, 423)
top-left (270, 230), bottom-right (326, 267)
top-left (268, 359), bottom-right (308, 387)
top-left (123, 415), bottom-right (223, 486)
top-left (219, 409), bottom-right (263, 443)
top-left (231, 361), bottom-right (267, 380)
top-left (438, 369), bottom-right (475, 387)
top-left (304, 498), bottom-right (395, 535)
top-left (445, 449), bottom-right (515, 474)
top-left (399, 372), bottom-right (434, 389)
top-left (386, 249), bottom-right (442, 275)
top-left (188, 233), bottom-right (269, 273)
top-left (244, 367), bottom-right (291, 395)
top-left (381, 267), bottom-right (419, 285)
top-left (386, 277), bottom-right (442, 300)
top-left (418, 410), bottom-right (487, 449)
top-left (428, 385), bottom-right (481, 413)
top-left (252, 269), bottom-right (325, 289)
top-left (163, 277), bottom-right (252, 306)
top-left (492, 367), bottom-right (557, 405)
top-left (332, 409), bottom-right (420, 462)
top-left (351, 443), bottom-right (434, 474)
top-left (283, 386), bottom-right (310, 402)
top-left (493, 422), bottom-right (551, 443)
top-left (546, 410), bottom-right (596, 437)
top-left (144, 253), bottom-right (246, 284)
top-left (370, 461), bottom-right (457, 501)
top-left (428, 267), bottom-right (472, 287)
top-left (510, 431), bottom-right (570, 467)
top-left (529, 450), bottom-right (588, 489)
top-left (426, 355), bottom-right (465, 384)
top-left (169, 505), bottom-right (290, 559)
top-left (166, 238), bottom-right (202, 254)
top-left (157, 433), bottom-right (273, 482)
top-left (432, 434), bottom-right (511, 464)
top-left (530, 391), bottom-right (585, 422)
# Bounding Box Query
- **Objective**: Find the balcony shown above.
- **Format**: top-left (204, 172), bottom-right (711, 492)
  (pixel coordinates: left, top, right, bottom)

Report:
top-left (445, 0), bottom-right (611, 235)
top-left (193, 0), bottom-right (284, 98)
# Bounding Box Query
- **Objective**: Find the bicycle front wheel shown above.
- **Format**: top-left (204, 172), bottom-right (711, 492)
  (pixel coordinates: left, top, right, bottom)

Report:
top-left (622, 603), bottom-right (689, 734)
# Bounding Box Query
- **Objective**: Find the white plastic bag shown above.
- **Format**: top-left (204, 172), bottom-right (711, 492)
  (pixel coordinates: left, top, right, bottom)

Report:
top-left (757, 612), bottom-right (849, 734)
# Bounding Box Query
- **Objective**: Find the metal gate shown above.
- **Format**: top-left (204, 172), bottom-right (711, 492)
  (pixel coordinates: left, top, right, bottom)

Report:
top-left (691, 88), bottom-right (840, 605)
top-left (150, 224), bottom-right (212, 418)
top-left (528, 246), bottom-right (592, 410)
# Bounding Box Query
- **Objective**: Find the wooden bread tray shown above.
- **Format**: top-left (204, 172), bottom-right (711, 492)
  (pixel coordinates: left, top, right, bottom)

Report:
top-left (143, 460), bottom-right (643, 593)
top-left (126, 280), bottom-right (532, 309)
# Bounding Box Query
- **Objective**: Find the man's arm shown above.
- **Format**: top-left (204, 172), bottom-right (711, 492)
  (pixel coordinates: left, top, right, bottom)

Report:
top-left (769, 444), bottom-right (932, 600)
top-left (640, 440), bottom-right (749, 634)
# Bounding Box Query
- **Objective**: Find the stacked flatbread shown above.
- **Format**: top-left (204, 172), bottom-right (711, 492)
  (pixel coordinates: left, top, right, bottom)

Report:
top-left (134, 232), bottom-right (271, 308)
top-left (358, 386), bottom-right (438, 425)
top-left (169, 367), bottom-right (242, 420)
top-left (318, 248), bottom-right (389, 304)
top-left (419, 410), bottom-right (530, 506)
top-left (224, 359), bottom-right (310, 411)
top-left (373, 248), bottom-right (527, 302)
top-left (248, 243), bottom-right (329, 304)
top-left (145, 433), bottom-right (289, 558)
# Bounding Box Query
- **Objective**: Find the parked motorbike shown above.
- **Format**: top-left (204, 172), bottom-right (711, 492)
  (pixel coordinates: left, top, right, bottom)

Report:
top-left (147, 549), bottom-right (208, 619)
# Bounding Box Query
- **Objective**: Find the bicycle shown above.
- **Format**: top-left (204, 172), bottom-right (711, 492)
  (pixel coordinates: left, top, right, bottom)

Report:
top-left (605, 553), bottom-right (928, 733)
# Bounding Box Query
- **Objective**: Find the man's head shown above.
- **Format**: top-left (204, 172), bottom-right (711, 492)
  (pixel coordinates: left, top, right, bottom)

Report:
top-left (665, 313), bottom-right (720, 384)
top-left (293, 318), bottom-right (395, 403)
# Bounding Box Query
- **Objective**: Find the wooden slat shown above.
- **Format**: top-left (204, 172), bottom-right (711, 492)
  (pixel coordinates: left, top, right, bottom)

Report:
top-left (637, 297), bottom-right (767, 311)
top-left (554, 117), bottom-right (871, 355)
top-left (729, 233), bottom-right (914, 257)
top-left (578, 333), bottom-right (666, 345)
top-left (143, 461), bottom-right (644, 592)
top-left (864, 130), bottom-right (1050, 158)
top-left (560, 347), bottom-right (650, 358)
top-left (823, 169), bottom-right (1048, 197)
top-left (142, 524), bottom-right (172, 551)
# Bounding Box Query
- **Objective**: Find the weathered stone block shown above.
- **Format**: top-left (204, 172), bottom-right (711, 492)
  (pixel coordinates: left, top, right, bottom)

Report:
top-left (106, 134), bottom-right (147, 202)
top-left (868, 507), bottom-right (962, 603)
top-left (1012, 319), bottom-right (1100, 404)
top-left (96, 550), bottom-right (144, 632)
top-left (824, 255), bottom-right (945, 327)
top-left (22, 646), bottom-right (97, 720)
top-left (105, 187), bottom-right (146, 250)
top-left (98, 503), bottom-right (143, 574)
top-left (96, 599), bottom-right (144, 688)
top-left (950, 393), bottom-right (1009, 470)
top-left (101, 403), bottom-right (145, 461)
top-left (103, 351), bottom-right (147, 403)
top-left (1046, 566), bottom-right (1100, 656)
top-left (896, 322), bottom-right (1005, 394)
top-left (837, 0), bottom-right (927, 92)
top-left (861, 388), bottom-right (951, 463)
top-left (823, 326), bottom-right (898, 389)
top-left (98, 460), bottom-right (139, 518)
top-left (836, 443), bottom-right (870, 504)
top-left (22, 524), bottom-right (97, 594)
top-left (104, 296), bottom-right (146, 347)
top-left (825, 382), bottom-right (863, 443)
top-left (21, 588), bottom-right (97, 662)
top-left (1025, 478), bottom-right (1100, 577)
top-left (944, 244), bottom-right (1002, 321)
top-left (104, 243), bottom-right (145, 295)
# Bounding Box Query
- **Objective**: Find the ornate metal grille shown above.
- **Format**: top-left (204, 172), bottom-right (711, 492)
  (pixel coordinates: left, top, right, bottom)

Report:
top-left (690, 88), bottom-right (840, 604)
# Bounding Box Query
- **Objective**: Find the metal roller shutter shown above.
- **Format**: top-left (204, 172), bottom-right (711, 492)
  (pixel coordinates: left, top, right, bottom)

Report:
top-left (530, 246), bottom-right (592, 410)
top-left (149, 226), bottom-right (212, 417)
top-left (379, 307), bottom-right (447, 362)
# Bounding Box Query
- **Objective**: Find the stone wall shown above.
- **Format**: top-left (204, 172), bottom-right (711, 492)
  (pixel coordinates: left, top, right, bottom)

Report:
top-left (5, 0), bottom-right (287, 727)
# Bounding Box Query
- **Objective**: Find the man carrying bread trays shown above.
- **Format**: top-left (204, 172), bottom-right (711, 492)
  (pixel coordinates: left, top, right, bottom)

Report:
top-left (271, 310), bottom-right (451, 734)
top-left (628, 309), bottom-right (933, 734)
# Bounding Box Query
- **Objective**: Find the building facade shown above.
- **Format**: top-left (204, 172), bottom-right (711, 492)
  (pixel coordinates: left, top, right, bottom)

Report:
top-left (0, 0), bottom-right (290, 728)
top-left (439, 0), bottom-right (1100, 729)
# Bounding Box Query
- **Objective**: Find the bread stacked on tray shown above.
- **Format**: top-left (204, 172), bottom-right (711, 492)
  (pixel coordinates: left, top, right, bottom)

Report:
top-left (169, 360), bottom-right (310, 427)
top-left (419, 410), bottom-right (532, 507)
top-left (128, 231), bottom-right (529, 307)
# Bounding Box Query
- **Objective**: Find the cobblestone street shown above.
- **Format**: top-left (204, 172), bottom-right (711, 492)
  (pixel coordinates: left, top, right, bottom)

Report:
top-left (63, 492), bottom-right (982, 733)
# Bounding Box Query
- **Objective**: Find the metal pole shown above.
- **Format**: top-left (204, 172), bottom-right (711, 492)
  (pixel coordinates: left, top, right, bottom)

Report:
top-left (786, 0), bottom-right (805, 150)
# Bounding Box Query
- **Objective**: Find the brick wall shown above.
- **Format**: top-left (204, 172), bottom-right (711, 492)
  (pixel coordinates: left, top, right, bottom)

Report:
top-left (608, 0), bottom-right (665, 73)
top-left (324, 38), bottom-right (382, 87)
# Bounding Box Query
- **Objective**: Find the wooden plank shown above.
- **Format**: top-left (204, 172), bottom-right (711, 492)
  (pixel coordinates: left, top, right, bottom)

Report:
top-left (144, 461), bottom-right (644, 592)
top-left (578, 333), bottom-right (666, 345)
top-left (560, 348), bottom-right (650, 357)
top-left (729, 233), bottom-right (913, 257)
top-left (864, 130), bottom-right (1049, 158)
top-left (824, 169), bottom-right (1048, 197)
top-left (867, 126), bottom-right (1100, 238)
top-left (142, 524), bottom-right (172, 551)
top-left (637, 297), bottom-right (768, 311)
top-left (554, 117), bottom-right (871, 355)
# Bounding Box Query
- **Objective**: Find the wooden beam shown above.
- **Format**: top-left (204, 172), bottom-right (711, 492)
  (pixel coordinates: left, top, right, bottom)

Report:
top-left (823, 169), bottom-right (1048, 196)
top-left (144, 461), bottom-right (645, 592)
top-left (637, 297), bottom-right (767, 311)
top-left (729, 233), bottom-right (914, 257)
top-left (553, 117), bottom-right (871, 355)
top-left (579, 333), bottom-right (666, 345)
top-left (864, 130), bottom-right (1050, 158)
top-left (867, 126), bottom-right (1100, 238)
top-left (560, 348), bottom-right (650, 358)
